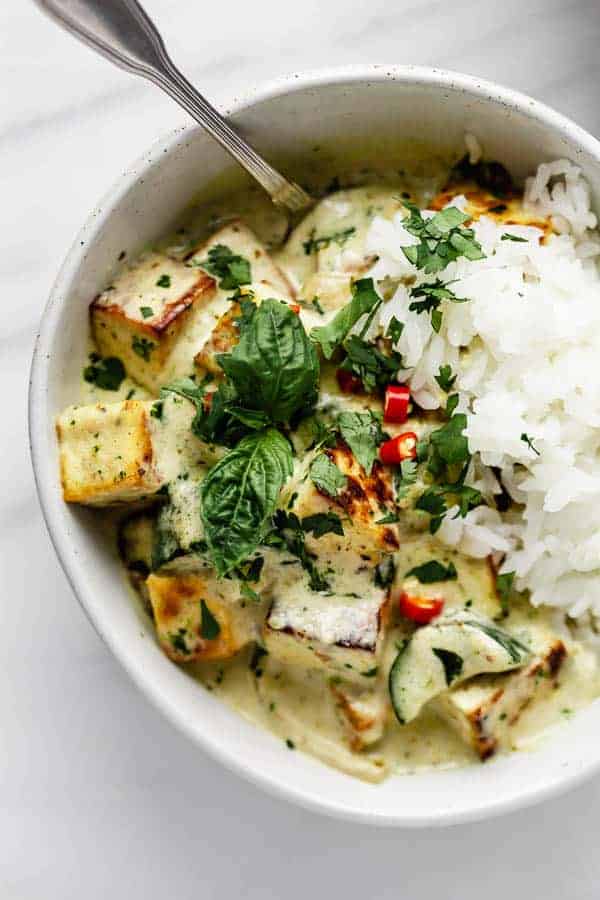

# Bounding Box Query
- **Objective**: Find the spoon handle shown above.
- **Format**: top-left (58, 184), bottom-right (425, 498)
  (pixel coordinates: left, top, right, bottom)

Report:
top-left (33, 0), bottom-right (312, 212)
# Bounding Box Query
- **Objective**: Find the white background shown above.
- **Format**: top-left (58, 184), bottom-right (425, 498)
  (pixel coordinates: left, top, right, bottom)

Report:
top-left (3, 1), bottom-right (600, 896)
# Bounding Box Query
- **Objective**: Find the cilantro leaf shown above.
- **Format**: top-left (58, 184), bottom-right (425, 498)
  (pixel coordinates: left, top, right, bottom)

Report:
top-left (139, 306), bottom-right (154, 319)
top-left (83, 356), bottom-right (126, 391)
top-left (309, 454), bottom-right (348, 498)
top-left (271, 510), bottom-right (329, 591)
top-left (337, 410), bottom-right (384, 475)
top-left (303, 226), bottom-right (356, 255)
top-left (386, 316), bottom-right (404, 344)
top-left (394, 458), bottom-right (418, 499)
top-left (200, 599), bottom-right (221, 640)
top-left (131, 336), bottom-right (155, 360)
top-left (338, 336), bottom-right (402, 393)
top-left (301, 512), bottom-right (344, 538)
top-left (310, 278), bottom-right (381, 359)
top-left (406, 560), bottom-right (458, 583)
top-left (195, 243), bottom-right (252, 290)
top-left (435, 364), bottom-right (457, 393)
top-left (501, 233), bottom-right (528, 243)
top-left (401, 203), bottom-right (485, 274)
top-left (375, 511), bottom-right (399, 524)
top-left (496, 570), bottom-right (515, 616)
top-left (521, 433), bottom-right (540, 456)
top-left (156, 273), bottom-right (171, 288)
top-left (408, 279), bottom-right (469, 332)
top-left (429, 413), bottom-right (470, 467)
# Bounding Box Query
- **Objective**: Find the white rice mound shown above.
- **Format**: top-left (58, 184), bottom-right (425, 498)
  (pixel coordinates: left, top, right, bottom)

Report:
top-left (366, 156), bottom-right (600, 619)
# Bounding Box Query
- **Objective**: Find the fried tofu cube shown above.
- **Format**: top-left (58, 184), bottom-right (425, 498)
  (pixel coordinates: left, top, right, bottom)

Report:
top-left (430, 180), bottom-right (554, 240)
top-left (57, 399), bottom-right (162, 504)
top-left (330, 681), bottom-right (388, 749)
top-left (289, 443), bottom-right (400, 557)
top-left (146, 571), bottom-right (257, 663)
top-left (186, 220), bottom-right (294, 300)
top-left (434, 638), bottom-right (567, 760)
top-left (264, 583), bottom-right (389, 684)
top-left (56, 394), bottom-right (215, 506)
top-left (91, 252), bottom-right (220, 392)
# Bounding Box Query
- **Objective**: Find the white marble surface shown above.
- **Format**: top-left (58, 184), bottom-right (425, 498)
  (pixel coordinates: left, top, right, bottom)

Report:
top-left (4, 0), bottom-right (600, 896)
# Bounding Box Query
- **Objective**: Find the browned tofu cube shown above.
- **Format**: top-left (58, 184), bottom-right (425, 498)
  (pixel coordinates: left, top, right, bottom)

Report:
top-left (185, 220), bottom-right (294, 300)
top-left (91, 252), bottom-right (219, 392)
top-left (146, 571), bottom-right (257, 663)
top-left (330, 681), bottom-right (388, 750)
top-left (434, 638), bottom-right (567, 759)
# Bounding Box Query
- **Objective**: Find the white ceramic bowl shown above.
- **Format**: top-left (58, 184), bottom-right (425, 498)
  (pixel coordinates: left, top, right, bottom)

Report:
top-left (30, 65), bottom-right (600, 827)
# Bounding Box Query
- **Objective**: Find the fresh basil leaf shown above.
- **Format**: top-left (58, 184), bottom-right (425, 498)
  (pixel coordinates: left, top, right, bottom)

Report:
top-left (195, 243), bottom-right (251, 290)
top-left (310, 278), bottom-right (381, 359)
top-left (301, 512), bottom-right (344, 538)
top-left (201, 428), bottom-right (293, 575)
top-left (406, 560), bottom-right (458, 583)
top-left (217, 298), bottom-right (319, 425)
top-left (337, 410), bottom-right (384, 475)
top-left (309, 454), bottom-right (348, 498)
top-left (432, 648), bottom-right (463, 685)
top-left (83, 356), bottom-right (126, 391)
top-left (200, 599), bottom-right (221, 639)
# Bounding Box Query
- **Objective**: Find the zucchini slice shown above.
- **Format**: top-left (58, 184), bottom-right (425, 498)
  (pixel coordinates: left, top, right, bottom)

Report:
top-left (388, 611), bottom-right (531, 724)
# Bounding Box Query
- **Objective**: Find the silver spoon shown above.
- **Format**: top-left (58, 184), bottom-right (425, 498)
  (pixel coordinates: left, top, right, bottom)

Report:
top-left (33, 0), bottom-right (313, 213)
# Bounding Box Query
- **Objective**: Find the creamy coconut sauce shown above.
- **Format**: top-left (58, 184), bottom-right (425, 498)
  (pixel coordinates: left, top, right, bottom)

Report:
top-left (80, 166), bottom-right (600, 782)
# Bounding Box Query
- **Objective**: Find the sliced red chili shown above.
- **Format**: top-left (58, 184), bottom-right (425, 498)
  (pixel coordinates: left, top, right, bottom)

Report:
top-left (336, 368), bottom-right (363, 394)
top-left (384, 384), bottom-right (410, 423)
top-left (290, 304), bottom-right (301, 314)
top-left (398, 591), bottom-right (445, 625)
top-left (379, 431), bottom-right (418, 465)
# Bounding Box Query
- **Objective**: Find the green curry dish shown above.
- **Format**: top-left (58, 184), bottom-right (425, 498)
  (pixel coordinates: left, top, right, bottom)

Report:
top-left (200, 428), bottom-right (294, 576)
top-left (401, 202), bottom-right (485, 274)
top-left (388, 611), bottom-right (531, 724)
top-left (195, 243), bottom-right (252, 290)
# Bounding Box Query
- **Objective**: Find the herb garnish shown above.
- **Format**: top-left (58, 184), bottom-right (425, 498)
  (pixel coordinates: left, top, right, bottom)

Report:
top-left (301, 512), bottom-right (344, 538)
top-left (496, 571), bottom-right (516, 617)
top-left (131, 336), bottom-right (156, 360)
top-left (309, 454), bottom-right (348, 498)
top-left (501, 233), bottom-right (528, 243)
top-left (303, 226), bottom-right (356, 255)
top-left (83, 355), bottom-right (126, 391)
top-left (401, 202), bottom-right (485, 274)
top-left (270, 510), bottom-right (330, 591)
top-left (156, 274), bottom-right (171, 288)
top-left (312, 296), bottom-right (325, 315)
top-left (140, 306), bottom-right (154, 319)
top-left (409, 279), bottom-right (469, 333)
top-left (200, 599), bottom-right (221, 640)
top-left (406, 560), bottom-right (458, 583)
top-left (337, 410), bottom-right (385, 475)
top-left (521, 433), bottom-right (540, 456)
top-left (195, 243), bottom-right (252, 290)
top-left (386, 316), bottom-right (404, 344)
top-left (432, 648), bottom-right (463, 685)
top-left (394, 459), bottom-right (418, 500)
top-left (310, 278), bottom-right (381, 359)
top-left (200, 429), bottom-right (293, 576)
top-left (435, 364), bottom-right (457, 393)
top-left (338, 335), bottom-right (403, 394)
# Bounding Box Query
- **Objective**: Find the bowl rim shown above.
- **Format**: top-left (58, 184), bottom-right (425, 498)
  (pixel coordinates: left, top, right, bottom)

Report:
top-left (29, 63), bottom-right (600, 827)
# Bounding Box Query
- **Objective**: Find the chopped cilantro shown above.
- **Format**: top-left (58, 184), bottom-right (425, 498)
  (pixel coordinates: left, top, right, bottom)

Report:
top-left (156, 274), bottom-right (171, 288)
top-left (401, 202), bottom-right (485, 274)
top-left (131, 336), bottom-right (156, 360)
top-left (501, 233), bottom-right (528, 243)
top-left (311, 296), bottom-right (325, 315)
top-left (83, 355), bottom-right (126, 391)
top-left (521, 433), bottom-right (540, 456)
top-left (496, 571), bottom-right (516, 616)
top-left (386, 316), bottom-right (404, 344)
top-left (195, 243), bottom-right (251, 290)
top-left (406, 560), bottom-right (458, 583)
top-left (200, 599), bottom-right (221, 640)
top-left (303, 226), bottom-right (356, 255)
top-left (409, 279), bottom-right (469, 333)
top-left (270, 510), bottom-right (330, 591)
top-left (435, 364), bottom-right (457, 393)
top-left (375, 511), bottom-right (400, 524)
top-left (140, 306), bottom-right (154, 318)
top-left (150, 400), bottom-right (163, 420)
